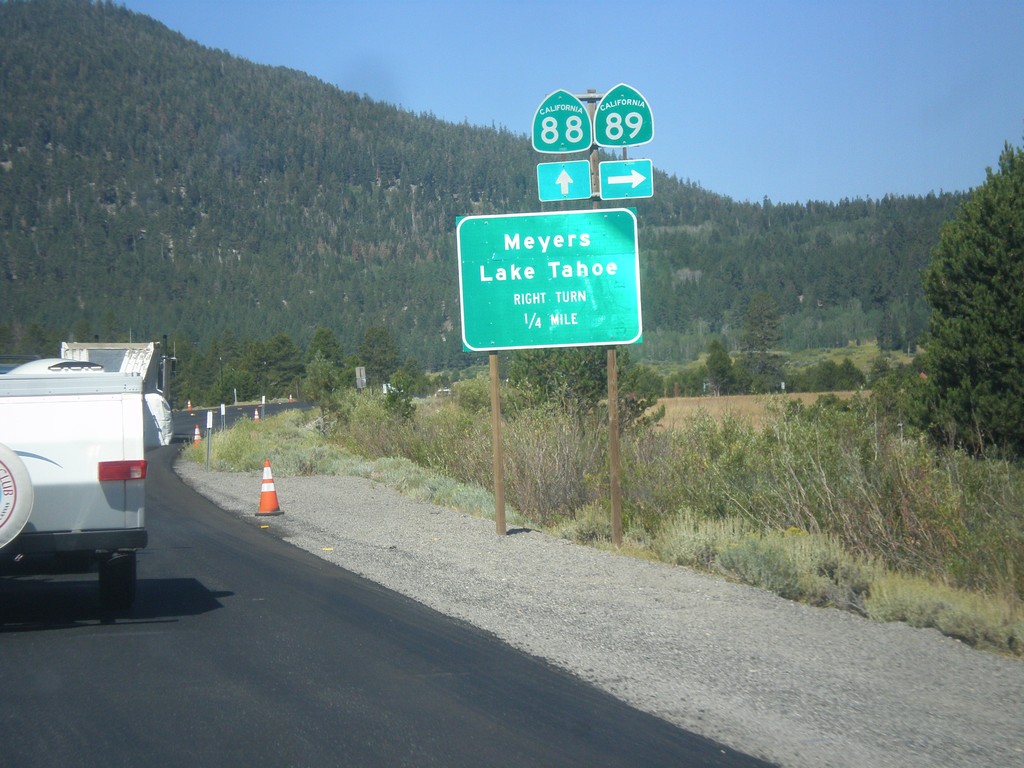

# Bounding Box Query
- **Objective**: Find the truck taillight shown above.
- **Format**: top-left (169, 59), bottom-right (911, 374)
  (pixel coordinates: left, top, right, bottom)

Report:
top-left (98, 460), bottom-right (148, 481)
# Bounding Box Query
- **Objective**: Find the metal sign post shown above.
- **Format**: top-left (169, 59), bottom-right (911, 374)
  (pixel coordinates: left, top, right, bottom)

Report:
top-left (205, 409), bottom-right (214, 470)
top-left (489, 353), bottom-right (505, 535)
top-left (466, 83), bottom-right (655, 543)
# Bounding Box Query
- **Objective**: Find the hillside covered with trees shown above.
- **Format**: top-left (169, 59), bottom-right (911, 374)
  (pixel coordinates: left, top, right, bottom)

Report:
top-left (1, 0), bottom-right (963, 371)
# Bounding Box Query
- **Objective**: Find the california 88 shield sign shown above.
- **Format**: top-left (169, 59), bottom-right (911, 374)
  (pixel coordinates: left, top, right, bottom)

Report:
top-left (531, 89), bottom-right (593, 154)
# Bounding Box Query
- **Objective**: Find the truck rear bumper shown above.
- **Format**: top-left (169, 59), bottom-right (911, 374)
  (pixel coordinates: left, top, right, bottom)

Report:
top-left (0, 528), bottom-right (147, 556)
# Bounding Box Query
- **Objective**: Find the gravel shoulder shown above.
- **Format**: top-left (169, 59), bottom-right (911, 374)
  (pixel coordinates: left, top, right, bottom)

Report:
top-left (175, 459), bottom-right (1024, 768)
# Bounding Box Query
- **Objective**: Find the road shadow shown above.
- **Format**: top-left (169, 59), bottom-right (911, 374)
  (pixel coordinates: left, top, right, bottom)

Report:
top-left (0, 576), bottom-right (232, 632)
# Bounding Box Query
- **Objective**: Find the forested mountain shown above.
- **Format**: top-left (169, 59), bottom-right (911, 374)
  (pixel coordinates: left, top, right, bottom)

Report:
top-left (1, 0), bottom-right (964, 370)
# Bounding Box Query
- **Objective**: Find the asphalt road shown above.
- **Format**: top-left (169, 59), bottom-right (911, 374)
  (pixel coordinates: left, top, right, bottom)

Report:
top-left (0, 446), bottom-right (772, 767)
top-left (172, 400), bottom-right (307, 442)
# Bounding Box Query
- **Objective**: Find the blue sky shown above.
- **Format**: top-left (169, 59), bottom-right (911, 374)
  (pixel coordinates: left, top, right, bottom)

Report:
top-left (117, 0), bottom-right (1024, 204)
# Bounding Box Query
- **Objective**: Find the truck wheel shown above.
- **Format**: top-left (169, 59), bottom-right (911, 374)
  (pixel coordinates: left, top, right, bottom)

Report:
top-left (99, 552), bottom-right (137, 610)
top-left (0, 442), bottom-right (34, 549)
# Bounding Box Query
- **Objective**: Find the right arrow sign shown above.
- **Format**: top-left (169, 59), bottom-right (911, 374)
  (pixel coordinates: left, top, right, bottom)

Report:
top-left (599, 159), bottom-right (654, 200)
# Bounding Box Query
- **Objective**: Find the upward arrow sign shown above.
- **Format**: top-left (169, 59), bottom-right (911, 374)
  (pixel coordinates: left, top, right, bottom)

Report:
top-left (556, 168), bottom-right (574, 195)
top-left (536, 160), bottom-right (592, 202)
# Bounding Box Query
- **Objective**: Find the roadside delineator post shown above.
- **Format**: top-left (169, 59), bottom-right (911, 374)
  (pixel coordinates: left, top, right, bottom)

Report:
top-left (256, 458), bottom-right (283, 516)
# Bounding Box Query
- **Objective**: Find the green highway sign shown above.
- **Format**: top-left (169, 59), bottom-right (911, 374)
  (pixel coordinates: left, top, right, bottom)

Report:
top-left (532, 90), bottom-right (592, 154)
top-left (457, 209), bottom-right (642, 351)
top-left (595, 83), bottom-right (654, 148)
top-left (537, 160), bottom-right (592, 202)
top-left (599, 159), bottom-right (654, 200)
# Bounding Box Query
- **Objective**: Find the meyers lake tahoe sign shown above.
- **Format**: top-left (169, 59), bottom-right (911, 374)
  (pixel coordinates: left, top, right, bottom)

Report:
top-left (457, 209), bottom-right (642, 351)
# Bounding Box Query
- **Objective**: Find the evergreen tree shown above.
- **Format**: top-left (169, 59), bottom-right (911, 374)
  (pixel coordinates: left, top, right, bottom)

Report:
top-left (304, 351), bottom-right (344, 420)
top-left (397, 356), bottom-right (429, 397)
top-left (383, 368), bottom-right (415, 420)
top-left (704, 339), bottom-right (733, 395)
top-left (358, 325), bottom-right (400, 388)
top-left (741, 291), bottom-right (782, 390)
top-left (306, 326), bottom-right (344, 365)
top-left (245, 333), bottom-right (304, 398)
top-left (507, 347), bottom-right (608, 415)
top-left (877, 306), bottom-right (905, 352)
top-left (742, 291), bottom-right (782, 354)
top-left (921, 142), bottom-right (1024, 454)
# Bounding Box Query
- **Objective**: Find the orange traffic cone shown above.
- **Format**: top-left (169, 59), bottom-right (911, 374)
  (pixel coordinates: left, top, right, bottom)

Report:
top-left (253, 407), bottom-right (260, 421)
top-left (256, 459), bottom-right (283, 516)
top-left (187, 400), bottom-right (192, 411)
top-left (193, 425), bottom-right (201, 444)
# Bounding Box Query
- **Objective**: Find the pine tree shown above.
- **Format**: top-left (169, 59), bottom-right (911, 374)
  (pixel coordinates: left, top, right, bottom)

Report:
top-left (921, 142), bottom-right (1024, 454)
top-left (704, 339), bottom-right (733, 396)
top-left (306, 326), bottom-right (344, 365)
top-left (742, 291), bottom-right (782, 354)
top-left (741, 291), bottom-right (783, 390)
top-left (358, 325), bottom-right (400, 388)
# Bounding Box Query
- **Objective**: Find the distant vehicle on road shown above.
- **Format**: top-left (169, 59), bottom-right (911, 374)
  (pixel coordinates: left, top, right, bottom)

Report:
top-left (61, 341), bottom-right (173, 447)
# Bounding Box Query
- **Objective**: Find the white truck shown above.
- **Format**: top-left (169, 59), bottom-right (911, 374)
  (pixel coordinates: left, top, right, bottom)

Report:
top-left (60, 341), bottom-right (174, 448)
top-left (0, 358), bottom-right (148, 609)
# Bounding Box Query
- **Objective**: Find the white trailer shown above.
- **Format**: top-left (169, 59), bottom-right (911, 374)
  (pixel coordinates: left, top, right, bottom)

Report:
top-left (0, 358), bottom-right (148, 609)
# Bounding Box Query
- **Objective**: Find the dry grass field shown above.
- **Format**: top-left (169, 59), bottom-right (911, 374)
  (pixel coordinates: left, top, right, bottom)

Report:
top-left (657, 391), bottom-right (860, 430)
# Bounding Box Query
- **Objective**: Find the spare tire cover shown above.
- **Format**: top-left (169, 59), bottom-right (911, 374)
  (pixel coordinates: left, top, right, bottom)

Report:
top-left (0, 443), bottom-right (34, 548)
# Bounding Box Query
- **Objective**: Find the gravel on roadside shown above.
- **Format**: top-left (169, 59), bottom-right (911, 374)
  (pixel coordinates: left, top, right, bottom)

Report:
top-left (175, 459), bottom-right (1024, 768)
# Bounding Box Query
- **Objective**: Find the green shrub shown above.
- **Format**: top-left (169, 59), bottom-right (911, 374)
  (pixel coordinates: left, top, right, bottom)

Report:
top-left (452, 374), bottom-right (491, 413)
top-left (620, 424), bottom-right (697, 534)
top-left (718, 536), bottom-right (803, 600)
top-left (630, 397), bottom-right (1022, 600)
top-left (550, 501), bottom-right (613, 544)
top-left (502, 405), bottom-right (603, 525)
top-left (407, 401), bottom-right (492, 490)
top-left (655, 514), bottom-right (881, 611)
top-left (333, 384), bottom-right (1024, 603)
top-left (781, 529), bottom-right (880, 612)
top-left (335, 392), bottom-right (410, 460)
top-left (622, 412), bottom-right (764, 535)
top-left (653, 510), bottom-right (754, 570)
top-left (866, 574), bottom-right (1024, 655)
top-left (186, 409), bottom-right (355, 475)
